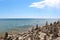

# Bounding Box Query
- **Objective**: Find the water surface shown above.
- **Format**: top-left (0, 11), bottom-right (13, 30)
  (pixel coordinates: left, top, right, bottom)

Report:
top-left (0, 18), bottom-right (59, 32)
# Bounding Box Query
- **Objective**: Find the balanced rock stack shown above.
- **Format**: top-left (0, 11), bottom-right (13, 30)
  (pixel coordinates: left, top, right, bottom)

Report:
top-left (0, 21), bottom-right (60, 40)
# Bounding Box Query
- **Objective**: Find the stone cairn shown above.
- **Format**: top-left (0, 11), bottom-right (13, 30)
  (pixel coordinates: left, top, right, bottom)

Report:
top-left (1, 21), bottom-right (60, 40)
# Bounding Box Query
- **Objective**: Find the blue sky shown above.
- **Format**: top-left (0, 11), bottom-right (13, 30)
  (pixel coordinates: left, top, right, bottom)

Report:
top-left (0, 0), bottom-right (60, 18)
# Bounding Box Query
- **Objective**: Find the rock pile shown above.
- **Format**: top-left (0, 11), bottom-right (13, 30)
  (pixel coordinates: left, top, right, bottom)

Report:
top-left (1, 21), bottom-right (60, 40)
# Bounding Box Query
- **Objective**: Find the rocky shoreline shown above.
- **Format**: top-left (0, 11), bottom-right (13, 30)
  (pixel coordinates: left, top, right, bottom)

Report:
top-left (0, 21), bottom-right (60, 40)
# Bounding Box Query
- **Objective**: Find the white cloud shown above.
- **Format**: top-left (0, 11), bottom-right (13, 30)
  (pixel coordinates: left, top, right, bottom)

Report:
top-left (29, 0), bottom-right (60, 8)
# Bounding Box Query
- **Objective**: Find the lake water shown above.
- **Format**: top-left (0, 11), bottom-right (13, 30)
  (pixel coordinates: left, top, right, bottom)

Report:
top-left (0, 18), bottom-right (59, 32)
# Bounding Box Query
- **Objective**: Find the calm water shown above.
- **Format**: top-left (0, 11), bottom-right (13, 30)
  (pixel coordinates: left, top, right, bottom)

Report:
top-left (0, 18), bottom-right (59, 32)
